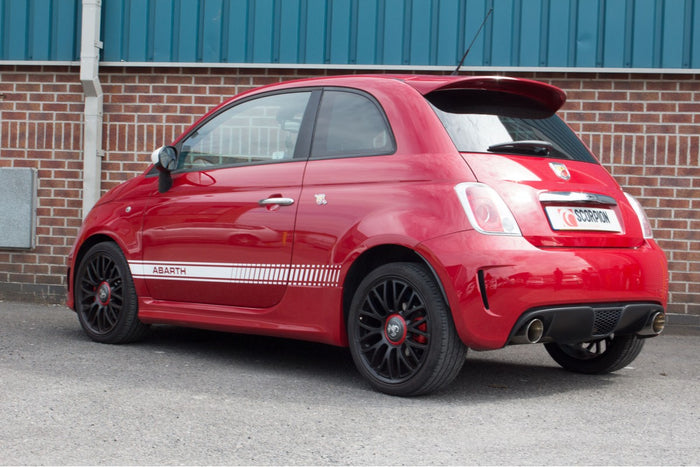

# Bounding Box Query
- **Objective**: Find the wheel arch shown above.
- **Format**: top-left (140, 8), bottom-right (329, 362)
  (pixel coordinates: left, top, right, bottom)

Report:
top-left (74, 233), bottom-right (120, 269)
top-left (341, 244), bottom-right (449, 326)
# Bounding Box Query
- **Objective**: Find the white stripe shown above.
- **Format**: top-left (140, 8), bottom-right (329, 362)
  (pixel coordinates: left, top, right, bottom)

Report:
top-left (231, 267), bottom-right (243, 281)
top-left (129, 260), bottom-right (342, 287)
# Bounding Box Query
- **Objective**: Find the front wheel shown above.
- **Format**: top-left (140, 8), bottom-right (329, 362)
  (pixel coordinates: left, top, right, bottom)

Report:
top-left (74, 242), bottom-right (149, 344)
top-left (544, 335), bottom-right (645, 374)
top-left (347, 262), bottom-right (467, 396)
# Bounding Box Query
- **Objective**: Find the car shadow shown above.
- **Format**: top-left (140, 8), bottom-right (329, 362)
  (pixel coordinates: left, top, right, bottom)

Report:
top-left (436, 354), bottom-right (617, 402)
top-left (131, 324), bottom-right (363, 384)
top-left (127, 324), bottom-right (618, 402)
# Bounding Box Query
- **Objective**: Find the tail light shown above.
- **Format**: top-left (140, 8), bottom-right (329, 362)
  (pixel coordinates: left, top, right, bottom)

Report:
top-left (624, 192), bottom-right (654, 239)
top-left (454, 183), bottom-right (521, 236)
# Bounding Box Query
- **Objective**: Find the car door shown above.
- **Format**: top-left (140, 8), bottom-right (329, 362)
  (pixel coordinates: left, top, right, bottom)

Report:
top-left (137, 90), bottom-right (315, 308)
top-left (291, 88), bottom-right (400, 267)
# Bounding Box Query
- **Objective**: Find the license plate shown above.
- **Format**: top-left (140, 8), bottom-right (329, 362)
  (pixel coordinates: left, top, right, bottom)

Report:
top-left (545, 206), bottom-right (622, 232)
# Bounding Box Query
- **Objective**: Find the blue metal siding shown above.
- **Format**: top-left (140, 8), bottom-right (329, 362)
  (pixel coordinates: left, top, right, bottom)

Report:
top-left (1, 0), bottom-right (698, 70)
top-left (0, 0), bottom-right (80, 61)
top-left (692, 0), bottom-right (700, 67)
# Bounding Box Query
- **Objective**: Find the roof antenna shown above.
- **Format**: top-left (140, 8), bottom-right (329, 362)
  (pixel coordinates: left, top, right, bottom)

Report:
top-left (452, 8), bottom-right (494, 75)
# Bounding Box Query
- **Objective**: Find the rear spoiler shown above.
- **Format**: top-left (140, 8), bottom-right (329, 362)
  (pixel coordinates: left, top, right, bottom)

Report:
top-left (400, 76), bottom-right (567, 114)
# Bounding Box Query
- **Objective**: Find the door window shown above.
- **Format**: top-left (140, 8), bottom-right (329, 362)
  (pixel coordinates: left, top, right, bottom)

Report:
top-left (179, 91), bottom-right (312, 170)
top-left (311, 90), bottom-right (395, 158)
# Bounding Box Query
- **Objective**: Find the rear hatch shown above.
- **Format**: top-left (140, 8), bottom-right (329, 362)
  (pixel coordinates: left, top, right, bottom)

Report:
top-left (414, 77), bottom-right (644, 248)
top-left (459, 152), bottom-right (644, 248)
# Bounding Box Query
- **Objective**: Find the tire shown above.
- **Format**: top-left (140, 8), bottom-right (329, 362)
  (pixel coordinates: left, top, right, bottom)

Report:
top-left (74, 242), bottom-right (149, 344)
top-left (347, 262), bottom-right (467, 396)
top-left (544, 335), bottom-right (645, 374)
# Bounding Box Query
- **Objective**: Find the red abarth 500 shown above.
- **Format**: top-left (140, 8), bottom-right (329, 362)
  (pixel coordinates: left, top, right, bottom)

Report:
top-left (67, 75), bottom-right (668, 396)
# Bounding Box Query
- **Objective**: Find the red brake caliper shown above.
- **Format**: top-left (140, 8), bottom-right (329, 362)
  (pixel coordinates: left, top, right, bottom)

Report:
top-left (413, 319), bottom-right (427, 345)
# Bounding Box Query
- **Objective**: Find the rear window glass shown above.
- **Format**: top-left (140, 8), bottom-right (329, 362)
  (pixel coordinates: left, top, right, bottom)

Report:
top-left (427, 90), bottom-right (597, 163)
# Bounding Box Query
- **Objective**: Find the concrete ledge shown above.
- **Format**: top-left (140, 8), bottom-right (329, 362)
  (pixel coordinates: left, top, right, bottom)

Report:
top-left (666, 313), bottom-right (700, 327)
top-left (0, 282), bottom-right (66, 304)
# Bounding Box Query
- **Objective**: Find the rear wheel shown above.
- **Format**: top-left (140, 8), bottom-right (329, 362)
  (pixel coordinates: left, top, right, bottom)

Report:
top-left (347, 262), bottom-right (466, 396)
top-left (74, 242), bottom-right (149, 344)
top-left (544, 335), bottom-right (645, 374)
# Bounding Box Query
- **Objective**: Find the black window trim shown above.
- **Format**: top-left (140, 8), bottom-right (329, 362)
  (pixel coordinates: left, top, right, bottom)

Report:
top-left (145, 85), bottom-right (397, 178)
top-left (158, 87), bottom-right (322, 175)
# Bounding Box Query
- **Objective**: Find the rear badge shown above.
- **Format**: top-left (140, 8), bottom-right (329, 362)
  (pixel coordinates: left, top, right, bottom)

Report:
top-left (549, 162), bottom-right (571, 181)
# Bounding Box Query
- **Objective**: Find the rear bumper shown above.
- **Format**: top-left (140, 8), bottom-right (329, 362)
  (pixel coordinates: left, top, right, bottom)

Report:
top-left (506, 302), bottom-right (665, 345)
top-left (418, 230), bottom-right (668, 350)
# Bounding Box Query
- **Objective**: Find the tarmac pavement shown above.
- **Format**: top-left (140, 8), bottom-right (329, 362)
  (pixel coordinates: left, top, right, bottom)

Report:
top-left (0, 300), bottom-right (698, 465)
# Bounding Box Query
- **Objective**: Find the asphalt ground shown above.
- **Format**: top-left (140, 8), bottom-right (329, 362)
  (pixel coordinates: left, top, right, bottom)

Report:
top-left (1, 300), bottom-right (698, 466)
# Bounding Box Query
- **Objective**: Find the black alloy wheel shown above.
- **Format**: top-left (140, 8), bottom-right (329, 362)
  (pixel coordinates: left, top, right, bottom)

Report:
top-left (348, 262), bottom-right (466, 396)
top-left (544, 334), bottom-right (645, 374)
top-left (75, 242), bottom-right (149, 344)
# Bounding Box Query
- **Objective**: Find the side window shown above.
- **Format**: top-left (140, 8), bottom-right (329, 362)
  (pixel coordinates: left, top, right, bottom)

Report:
top-left (311, 90), bottom-right (395, 158)
top-left (179, 91), bottom-right (311, 170)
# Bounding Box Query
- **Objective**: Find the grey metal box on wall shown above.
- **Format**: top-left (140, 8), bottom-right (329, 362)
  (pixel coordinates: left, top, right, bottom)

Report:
top-left (0, 168), bottom-right (37, 249)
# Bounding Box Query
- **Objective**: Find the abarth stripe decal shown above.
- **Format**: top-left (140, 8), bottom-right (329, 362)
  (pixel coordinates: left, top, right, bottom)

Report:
top-left (129, 261), bottom-right (342, 287)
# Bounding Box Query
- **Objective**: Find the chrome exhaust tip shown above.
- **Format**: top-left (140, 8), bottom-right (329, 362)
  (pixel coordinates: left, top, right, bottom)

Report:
top-left (638, 311), bottom-right (666, 336)
top-left (511, 318), bottom-right (545, 344)
top-left (525, 318), bottom-right (545, 343)
top-left (651, 311), bottom-right (666, 335)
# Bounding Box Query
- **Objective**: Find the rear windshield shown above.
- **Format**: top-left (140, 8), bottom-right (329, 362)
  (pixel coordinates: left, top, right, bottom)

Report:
top-left (427, 90), bottom-right (597, 163)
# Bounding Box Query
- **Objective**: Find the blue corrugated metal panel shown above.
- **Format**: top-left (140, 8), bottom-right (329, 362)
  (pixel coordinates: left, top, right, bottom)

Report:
top-left (2, 0), bottom-right (699, 70)
top-left (691, 0), bottom-right (700, 68)
top-left (632, 0), bottom-right (655, 67)
top-left (278, 0), bottom-right (299, 63)
top-left (0, 0), bottom-right (80, 61)
top-left (662, 0), bottom-right (686, 68)
top-left (602, 0), bottom-right (624, 67)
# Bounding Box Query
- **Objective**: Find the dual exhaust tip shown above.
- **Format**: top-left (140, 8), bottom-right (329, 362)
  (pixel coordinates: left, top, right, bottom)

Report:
top-left (511, 311), bottom-right (666, 345)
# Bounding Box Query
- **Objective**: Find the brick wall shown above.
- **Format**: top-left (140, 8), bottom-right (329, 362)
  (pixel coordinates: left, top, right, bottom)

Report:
top-left (0, 65), bottom-right (698, 318)
top-left (0, 66), bottom-right (84, 301)
top-left (556, 73), bottom-right (700, 318)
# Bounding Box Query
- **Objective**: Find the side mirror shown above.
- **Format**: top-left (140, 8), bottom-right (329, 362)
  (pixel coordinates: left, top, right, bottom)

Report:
top-left (151, 146), bottom-right (178, 172)
top-left (150, 146), bottom-right (177, 193)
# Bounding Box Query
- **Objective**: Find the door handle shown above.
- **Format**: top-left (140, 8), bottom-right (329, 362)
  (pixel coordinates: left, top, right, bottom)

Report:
top-left (259, 197), bottom-right (295, 206)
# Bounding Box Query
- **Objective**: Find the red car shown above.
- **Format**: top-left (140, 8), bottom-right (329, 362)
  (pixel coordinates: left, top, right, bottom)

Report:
top-left (67, 75), bottom-right (668, 396)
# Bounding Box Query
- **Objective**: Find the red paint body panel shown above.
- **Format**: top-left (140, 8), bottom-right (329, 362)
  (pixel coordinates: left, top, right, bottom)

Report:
top-left (67, 74), bottom-right (668, 352)
top-left (139, 161), bottom-right (305, 308)
top-left (137, 285), bottom-right (346, 346)
top-left (418, 231), bottom-right (668, 349)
